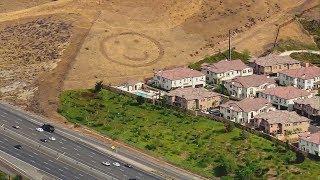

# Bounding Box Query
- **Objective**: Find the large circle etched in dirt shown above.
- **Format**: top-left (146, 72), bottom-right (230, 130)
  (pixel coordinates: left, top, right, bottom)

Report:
top-left (100, 32), bottom-right (164, 67)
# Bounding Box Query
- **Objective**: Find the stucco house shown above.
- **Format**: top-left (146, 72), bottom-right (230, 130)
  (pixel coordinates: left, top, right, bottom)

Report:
top-left (252, 110), bottom-right (310, 139)
top-left (258, 86), bottom-right (315, 110)
top-left (201, 59), bottom-right (253, 84)
top-left (249, 54), bottom-right (301, 75)
top-left (166, 87), bottom-right (222, 111)
top-left (224, 74), bottom-right (277, 100)
top-left (294, 96), bottom-right (320, 121)
top-left (278, 66), bottom-right (320, 90)
top-left (115, 80), bottom-right (144, 92)
top-left (299, 132), bottom-right (320, 156)
top-left (219, 98), bottom-right (275, 125)
top-left (153, 67), bottom-right (206, 91)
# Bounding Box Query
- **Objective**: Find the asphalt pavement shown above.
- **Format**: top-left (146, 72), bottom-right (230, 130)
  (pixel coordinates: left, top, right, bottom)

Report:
top-left (0, 103), bottom-right (160, 180)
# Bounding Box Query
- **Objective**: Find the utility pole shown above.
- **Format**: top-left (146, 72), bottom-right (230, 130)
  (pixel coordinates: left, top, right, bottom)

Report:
top-left (228, 30), bottom-right (232, 60)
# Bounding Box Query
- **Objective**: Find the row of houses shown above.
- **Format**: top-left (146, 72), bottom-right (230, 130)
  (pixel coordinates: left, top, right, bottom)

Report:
top-left (115, 53), bottom-right (320, 156)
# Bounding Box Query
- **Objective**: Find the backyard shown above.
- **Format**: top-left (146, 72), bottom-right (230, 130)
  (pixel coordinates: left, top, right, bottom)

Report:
top-left (59, 89), bottom-right (320, 179)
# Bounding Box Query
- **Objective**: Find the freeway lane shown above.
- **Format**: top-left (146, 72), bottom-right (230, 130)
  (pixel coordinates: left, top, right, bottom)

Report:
top-left (0, 104), bottom-right (159, 180)
top-left (0, 133), bottom-right (95, 180)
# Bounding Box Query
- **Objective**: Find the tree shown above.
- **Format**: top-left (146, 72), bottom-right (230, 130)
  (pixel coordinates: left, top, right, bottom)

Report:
top-left (94, 81), bottom-right (103, 93)
top-left (136, 95), bottom-right (145, 105)
top-left (224, 122), bottom-right (235, 133)
top-left (213, 155), bottom-right (237, 177)
top-left (239, 130), bottom-right (249, 140)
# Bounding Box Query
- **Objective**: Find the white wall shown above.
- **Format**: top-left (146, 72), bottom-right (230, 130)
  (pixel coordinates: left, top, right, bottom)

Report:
top-left (225, 82), bottom-right (276, 100)
top-left (202, 67), bottom-right (253, 84)
top-left (299, 139), bottom-right (320, 156)
top-left (278, 73), bottom-right (320, 90)
top-left (153, 75), bottom-right (206, 90)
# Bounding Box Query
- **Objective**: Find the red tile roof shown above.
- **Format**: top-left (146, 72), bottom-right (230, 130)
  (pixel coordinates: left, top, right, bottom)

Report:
top-left (279, 66), bottom-right (320, 80)
top-left (250, 54), bottom-right (300, 67)
top-left (260, 86), bottom-right (311, 100)
top-left (167, 87), bottom-right (220, 100)
top-left (220, 98), bottom-right (272, 112)
top-left (225, 74), bottom-right (276, 88)
top-left (256, 110), bottom-right (310, 124)
top-left (202, 59), bottom-right (251, 73)
top-left (300, 132), bottom-right (320, 145)
top-left (155, 67), bottom-right (204, 80)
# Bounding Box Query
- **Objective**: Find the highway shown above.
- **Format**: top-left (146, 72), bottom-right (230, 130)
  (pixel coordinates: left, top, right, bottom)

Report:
top-left (0, 133), bottom-right (95, 180)
top-left (0, 103), bottom-right (160, 180)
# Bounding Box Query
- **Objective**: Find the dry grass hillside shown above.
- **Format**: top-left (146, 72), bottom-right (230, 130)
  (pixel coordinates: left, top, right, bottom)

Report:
top-left (0, 0), bottom-right (318, 116)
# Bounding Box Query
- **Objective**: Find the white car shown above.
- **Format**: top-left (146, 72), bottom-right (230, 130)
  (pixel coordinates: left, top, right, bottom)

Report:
top-left (49, 137), bottom-right (56, 141)
top-left (36, 127), bottom-right (44, 132)
top-left (102, 161), bottom-right (111, 166)
top-left (113, 162), bottom-right (120, 167)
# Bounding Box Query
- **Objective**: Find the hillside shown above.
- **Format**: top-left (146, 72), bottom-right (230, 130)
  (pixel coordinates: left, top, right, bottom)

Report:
top-left (0, 0), bottom-right (318, 117)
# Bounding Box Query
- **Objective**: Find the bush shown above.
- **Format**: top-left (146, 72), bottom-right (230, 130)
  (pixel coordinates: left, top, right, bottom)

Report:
top-left (224, 122), bottom-right (235, 132)
top-left (145, 143), bottom-right (156, 151)
top-left (136, 96), bottom-right (145, 105)
top-left (214, 155), bottom-right (237, 177)
top-left (94, 81), bottom-right (103, 93)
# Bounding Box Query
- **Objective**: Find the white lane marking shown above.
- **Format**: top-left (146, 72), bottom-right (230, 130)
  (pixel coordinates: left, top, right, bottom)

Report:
top-left (88, 154), bottom-right (93, 158)
top-left (76, 153), bottom-right (80, 156)
top-left (43, 161), bottom-right (48, 165)
top-left (73, 148), bottom-right (78, 151)
top-left (3, 138), bottom-right (8, 141)
top-left (58, 169), bottom-right (63, 172)
top-left (64, 167), bottom-right (69, 170)
top-left (28, 154), bottom-right (34, 158)
top-left (62, 139), bottom-right (67, 142)
top-left (59, 141), bottom-right (63, 144)
top-left (0, 114), bottom-right (6, 118)
top-left (2, 112), bottom-right (7, 115)
top-left (79, 174), bottom-right (83, 177)
top-left (33, 152), bottom-right (39, 156)
top-left (119, 168), bottom-right (124, 172)
top-left (48, 160), bottom-right (53, 163)
top-left (30, 160), bottom-right (35, 164)
top-left (0, 140), bottom-right (3, 143)
top-left (44, 166), bottom-right (50, 170)
top-left (61, 146), bottom-right (67, 150)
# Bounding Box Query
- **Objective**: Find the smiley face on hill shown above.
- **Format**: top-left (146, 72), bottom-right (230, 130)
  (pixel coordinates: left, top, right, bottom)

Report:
top-left (100, 32), bottom-right (164, 67)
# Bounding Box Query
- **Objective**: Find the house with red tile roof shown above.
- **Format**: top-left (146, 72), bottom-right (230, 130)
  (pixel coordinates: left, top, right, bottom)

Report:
top-left (166, 87), bottom-right (222, 111)
top-left (224, 74), bottom-right (277, 100)
top-left (258, 86), bottom-right (315, 110)
top-left (249, 54), bottom-right (301, 75)
top-left (299, 132), bottom-right (320, 156)
top-left (294, 96), bottom-right (320, 121)
top-left (201, 59), bottom-right (253, 84)
top-left (153, 67), bottom-right (206, 90)
top-left (252, 110), bottom-right (310, 140)
top-left (278, 66), bottom-right (320, 90)
top-left (219, 98), bottom-right (275, 125)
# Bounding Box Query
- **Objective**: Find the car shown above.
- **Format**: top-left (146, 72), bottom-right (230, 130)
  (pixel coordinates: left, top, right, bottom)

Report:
top-left (14, 145), bottom-right (22, 149)
top-left (113, 162), bottom-right (120, 167)
top-left (208, 109), bottom-right (222, 116)
top-left (124, 163), bottom-right (133, 168)
top-left (36, 127), bottom-right (44, 132)
top-left (40, 138), bottom-right (47, 143)
top-left (12, 125), bottom-right (20, 129)
top-left (102, 161), bottom-right (111, 166)
top-left (41, 124), bottom-right (55, 133)
top-left (49, 137), bottom-right (56, 141)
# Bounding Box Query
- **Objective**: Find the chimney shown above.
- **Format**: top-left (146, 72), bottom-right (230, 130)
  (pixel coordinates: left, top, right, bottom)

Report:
top-left (302, 62), bottom-right (310, 67)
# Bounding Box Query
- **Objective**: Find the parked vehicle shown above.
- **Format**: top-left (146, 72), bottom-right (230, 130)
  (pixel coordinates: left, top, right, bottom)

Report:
top-left (36, 127), bottom-right (44, 132)
top-left (40, 138), bottom-right (48, 143)
top-left (208, 109), bottom-right (222, 117)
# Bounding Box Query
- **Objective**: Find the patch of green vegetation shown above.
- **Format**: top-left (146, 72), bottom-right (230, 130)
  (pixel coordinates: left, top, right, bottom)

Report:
top-left (290, 52), bottom-right (320, 66)
top-left (59, 89), bottom-right (320, 179)
top-left (274, 39), bottom-right (318, 52)
top-left (300, 19), bottom-right (320, 49)
top-left (188, 49), bottom-right (251, 71)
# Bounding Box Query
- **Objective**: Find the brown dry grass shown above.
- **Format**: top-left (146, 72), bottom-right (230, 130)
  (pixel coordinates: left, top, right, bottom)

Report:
top-left (0, 0), bottom-right (318, 118)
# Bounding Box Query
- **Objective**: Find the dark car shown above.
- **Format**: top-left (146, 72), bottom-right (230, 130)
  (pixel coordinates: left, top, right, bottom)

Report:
top-left (41, 124), bottom-right (55, 133)
top-left (124, 163), bottom-right (133, 168)
top-left (14, 145), bottom-right (22, 149)
top-left (12, 125), bottom-right (20, 129)
top-left (208, 109), bottom-right (222, 116)
top-left (40, 138), bottom-right (48, 143)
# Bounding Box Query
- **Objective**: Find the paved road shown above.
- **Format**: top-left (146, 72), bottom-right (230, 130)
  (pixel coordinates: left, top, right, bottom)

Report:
top-left (0, 103), bottom-right (160, 180)
top-left (0, 133), bottom-right (95, 180)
